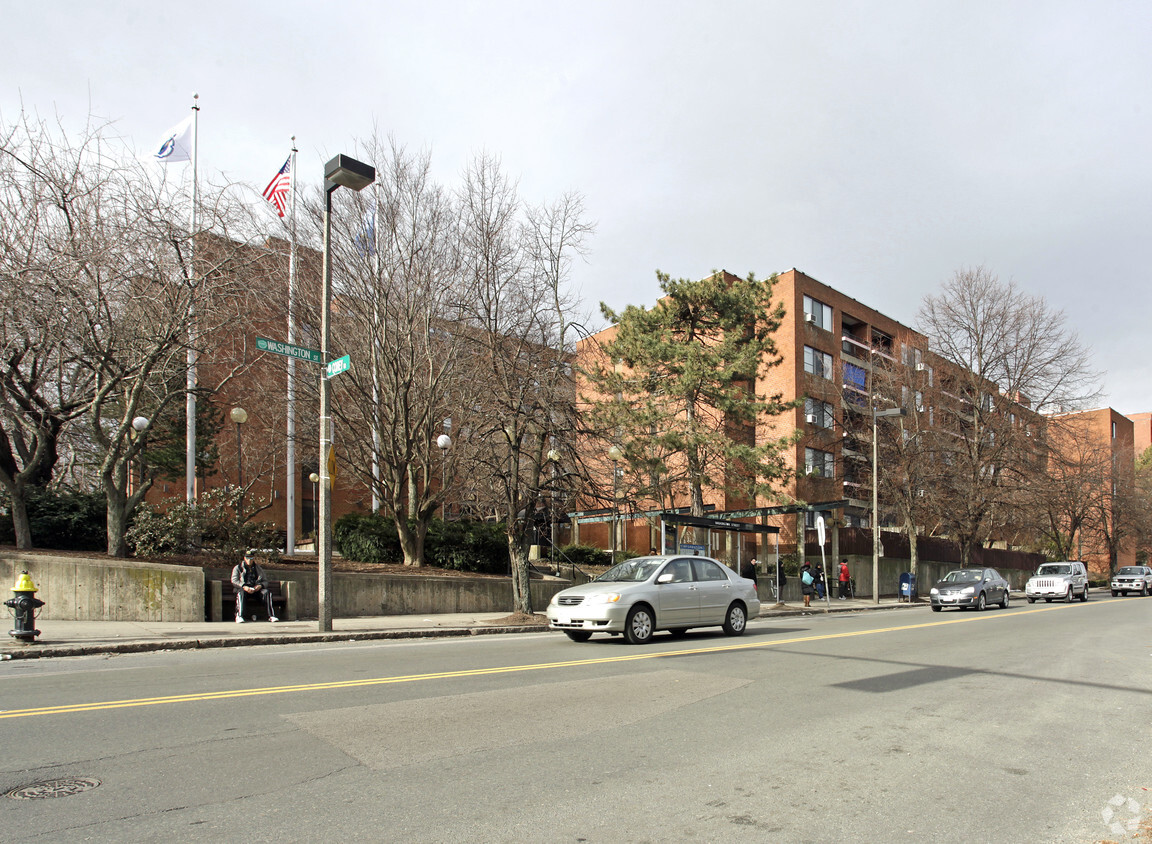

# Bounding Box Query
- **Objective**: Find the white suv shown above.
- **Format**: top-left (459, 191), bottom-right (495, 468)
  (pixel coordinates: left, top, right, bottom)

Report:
top-left (1026, 561), bottom-right (1089, 603)
top-left (1110, 566), bottom-right (1152, 596)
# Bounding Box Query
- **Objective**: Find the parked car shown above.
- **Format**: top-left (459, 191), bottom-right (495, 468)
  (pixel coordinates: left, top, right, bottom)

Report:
top-left (546, 555), bottom-right (760, 644)
top-left (1025, 561), bottom-right (1089, 603)
top-left (929, 568), bottom-right (1010, 612)
top-left (1110, 565), bottom-right (1152, 597)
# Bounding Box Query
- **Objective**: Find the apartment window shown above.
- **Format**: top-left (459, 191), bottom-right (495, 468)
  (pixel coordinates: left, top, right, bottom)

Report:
top-left (804, 346), bottom-right (833, 380)
top-left (805, 398), bottom-right (834, 428)
top-left (805, 447), bottom-right (835, 478)
top-left (803, 295), bottom-right (833, 331)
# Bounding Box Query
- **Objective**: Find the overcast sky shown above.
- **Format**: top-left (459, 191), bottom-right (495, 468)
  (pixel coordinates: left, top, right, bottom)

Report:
top-left (4, 1), bottom-right (1150, 413)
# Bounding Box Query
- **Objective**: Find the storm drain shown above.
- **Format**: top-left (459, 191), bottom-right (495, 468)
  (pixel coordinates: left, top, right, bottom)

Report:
top-left (6, 778), bottom-right (101, 799)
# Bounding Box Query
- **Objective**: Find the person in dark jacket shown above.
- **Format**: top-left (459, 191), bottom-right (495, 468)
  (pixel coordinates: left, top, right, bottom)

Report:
top-left (231, 550), bottom-right (278, 623)
top-left (801, 563), bottom-right (815, 607)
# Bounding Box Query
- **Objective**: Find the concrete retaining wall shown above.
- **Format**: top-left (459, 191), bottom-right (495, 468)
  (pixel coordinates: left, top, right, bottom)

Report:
top-left (1, 552), bottom-right (205, 622)
top-left (207, 567), bottom-right (568, 618)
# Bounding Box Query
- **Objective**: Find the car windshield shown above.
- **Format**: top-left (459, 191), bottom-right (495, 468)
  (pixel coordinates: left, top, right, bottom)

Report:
top-left (595, 558), bottom-right (663, 583)
top-left (1116, 567), bottom-right (1143, 576)
top-left (1038, 564), bottom-right (1071, 575)
top-left (943, 569), bottom-right (982, 582)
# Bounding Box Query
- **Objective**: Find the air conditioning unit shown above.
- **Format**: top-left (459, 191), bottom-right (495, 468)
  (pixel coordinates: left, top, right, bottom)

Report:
top-left (805, 414), bottom-right (818, 425)
top-left (804, 313), bottom-right (817, 324)
top-left (915, 363), bottom-right (927, 372)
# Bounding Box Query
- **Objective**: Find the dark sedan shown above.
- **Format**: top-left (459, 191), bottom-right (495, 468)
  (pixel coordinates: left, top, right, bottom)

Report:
top-left (929, 568), bottom-right (1010, 612)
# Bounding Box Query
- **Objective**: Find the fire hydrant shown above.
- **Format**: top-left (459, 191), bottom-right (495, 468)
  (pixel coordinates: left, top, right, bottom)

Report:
top-left (5, 571), bottom-right (44, 643)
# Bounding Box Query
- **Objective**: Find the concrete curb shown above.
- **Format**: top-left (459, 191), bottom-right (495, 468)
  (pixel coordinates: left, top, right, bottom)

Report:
top-left (0, 624), bottom-right (550, 660)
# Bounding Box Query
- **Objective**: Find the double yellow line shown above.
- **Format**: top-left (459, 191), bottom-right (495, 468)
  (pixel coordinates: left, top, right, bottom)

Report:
top-left (0, 601), bottom-right (1095, 720)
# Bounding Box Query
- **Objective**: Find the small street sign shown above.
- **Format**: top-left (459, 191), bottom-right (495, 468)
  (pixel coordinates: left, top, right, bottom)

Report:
top-left (325, 354), bottom-right (351, 378)
top-left (256, 337), bottom-right (322, 364)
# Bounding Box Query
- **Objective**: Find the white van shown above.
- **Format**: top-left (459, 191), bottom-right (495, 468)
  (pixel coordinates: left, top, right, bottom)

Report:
top-left (1025, 561), bottom-right (1089, 603)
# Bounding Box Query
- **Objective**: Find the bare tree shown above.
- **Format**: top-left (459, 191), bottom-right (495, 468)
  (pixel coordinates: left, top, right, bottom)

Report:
top-left (455, 155), bottom-right (591, 614)
top-left (916, 267), bottom-right (1099, 565)
top-left (310, 137), bottom-right (472, 566)
top-left (0, 110), bottom-right (261, 555)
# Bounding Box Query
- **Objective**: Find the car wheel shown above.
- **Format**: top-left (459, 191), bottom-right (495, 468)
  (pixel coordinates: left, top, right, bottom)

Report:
top-left (564, 630), bottom-right (592, 642)
top-left (1045, 597), bottom-right (1052, 602)
top-left (1080, 585), bottom-right (1089, 602)
top-left (1065, 586), bottom-right (1075, 603)
top-left (931, 605), bottom-right (942, 612)
top-left (624, 605), bottom-right (654, 645)
top-left (1111, 590), bottom-right (1118, 597)
top-left (722, 602), bottom-right (747, 636)
top-left (1000, 590), bottom-right (1010, 609)
top-left (1026, 596), bottom-right (1035, 603)
top-left (1142, 584), bottom-right (1149, 597)
top-left (973, 592), bottom-right (985, 611)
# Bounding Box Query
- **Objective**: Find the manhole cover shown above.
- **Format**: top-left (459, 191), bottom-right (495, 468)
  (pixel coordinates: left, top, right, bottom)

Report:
top-left (6, 778), bottom-right (101, 799)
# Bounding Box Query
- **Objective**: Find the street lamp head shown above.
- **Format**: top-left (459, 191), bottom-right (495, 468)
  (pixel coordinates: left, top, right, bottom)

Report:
top-left (230, 407), bottom-right (248, 425)
top-left (547, 449), bottom-right (561, 463)
top-left (608, 445), bottom-right (623, 462)
top-left (436, 434), bottom-right (452, 451)
top-left (309, 472), bottom-right (320, 484)
top-left (131, 416), bottom-right (150, 433)
top-left (324, 154), bottom-right (375, 192)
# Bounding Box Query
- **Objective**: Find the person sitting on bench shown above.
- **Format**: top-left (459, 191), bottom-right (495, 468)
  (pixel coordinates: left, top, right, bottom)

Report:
top-left (231, 550), bottom-right (278, 623)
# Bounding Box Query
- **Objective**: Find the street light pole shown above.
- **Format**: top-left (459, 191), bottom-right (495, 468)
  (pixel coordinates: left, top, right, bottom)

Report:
top-left (608, 445), bottom-right (623, 564)
top-left (872, 406), bottom-right (907, 604)
top-left (436, 434), bottom-right (452, 518)
top-left (318, 154), bottom-right (375, 633)
top-left (230, 406), bottom-right (247, 518)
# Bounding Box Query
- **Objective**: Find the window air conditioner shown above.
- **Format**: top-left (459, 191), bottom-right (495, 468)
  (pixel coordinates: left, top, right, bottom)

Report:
top-left (805, 313), bottom-right (817, 324)
top-left (805, 414), bottom-right (818, 425)
top-left (915, 363), bottom-right (927, 372)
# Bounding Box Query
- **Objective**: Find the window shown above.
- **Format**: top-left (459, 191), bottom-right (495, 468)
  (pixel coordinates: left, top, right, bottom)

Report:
top-left (692, 559), bottom-right (727, 582)
top-left (804, 346), bottom-right (833, 380)
top-left (842, 361), bottom-right (866, 391)
top-left (805, 447), bottom-right (835, 478)
top-left (805, 398), bottom-right (834, 428)
top-left (803, 295), bottom-right (833, 331)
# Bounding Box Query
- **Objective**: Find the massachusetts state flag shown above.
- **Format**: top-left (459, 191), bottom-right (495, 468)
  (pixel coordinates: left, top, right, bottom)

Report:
top-left (153, 115), bottom-right (193, 164)
top-left (263, 156), bottom-right (292, 217)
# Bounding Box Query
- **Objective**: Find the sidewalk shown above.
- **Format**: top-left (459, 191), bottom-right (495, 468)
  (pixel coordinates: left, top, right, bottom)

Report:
top-left (1, 596), bottom-right (926, 660)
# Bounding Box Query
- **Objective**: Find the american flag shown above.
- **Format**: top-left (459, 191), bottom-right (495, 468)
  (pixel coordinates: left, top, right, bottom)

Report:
top-left (262, 156), bottom-right (291, 217)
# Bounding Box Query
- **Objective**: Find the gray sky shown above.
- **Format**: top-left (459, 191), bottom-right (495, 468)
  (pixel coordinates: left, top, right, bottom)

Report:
top-left (4, 1), bottom-right (1150, 412)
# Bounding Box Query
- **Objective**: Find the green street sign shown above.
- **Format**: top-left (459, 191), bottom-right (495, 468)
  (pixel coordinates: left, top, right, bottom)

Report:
top-left (256, 337), bottom-right (322, 364)
top-left (326, 354), bottom-right (351, 378)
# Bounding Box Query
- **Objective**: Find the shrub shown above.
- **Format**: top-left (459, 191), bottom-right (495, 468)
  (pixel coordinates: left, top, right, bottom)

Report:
top-left (555, 544), bottom-right (614, 569)
top-left (333, 512), bottom-right (401, 564)
top-left (0, 486), bottom-right (106, 551)
top-left (127, 487), bottom-right (281, 560)
top-left (425, 519), bottom-right (508, 574)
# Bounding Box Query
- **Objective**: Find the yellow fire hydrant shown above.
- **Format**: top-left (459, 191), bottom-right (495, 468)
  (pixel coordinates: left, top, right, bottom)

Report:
top-left (5, 571), bottom-right (44, 643)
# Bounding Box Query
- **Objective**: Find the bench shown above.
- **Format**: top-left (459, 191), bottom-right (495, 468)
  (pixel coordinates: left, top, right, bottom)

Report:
top-left (206, 580), bottom-right (296, 622)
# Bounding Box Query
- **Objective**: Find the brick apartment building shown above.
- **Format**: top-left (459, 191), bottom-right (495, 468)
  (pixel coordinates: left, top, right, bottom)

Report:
top-left (574, 269), bottom-right (1138, 573)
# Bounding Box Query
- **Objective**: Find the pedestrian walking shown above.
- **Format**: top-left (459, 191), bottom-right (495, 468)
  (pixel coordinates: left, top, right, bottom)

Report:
top-left (801, 562), bottom-right (815, 607)
top-left (814, 565), bottom-right (826, 600)
top-left (838, 558), bottom-right (851, 600)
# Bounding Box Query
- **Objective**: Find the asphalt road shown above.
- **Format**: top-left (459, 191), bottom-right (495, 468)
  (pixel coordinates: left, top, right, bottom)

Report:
top-left (1, 597), bottom-right (1148, 843)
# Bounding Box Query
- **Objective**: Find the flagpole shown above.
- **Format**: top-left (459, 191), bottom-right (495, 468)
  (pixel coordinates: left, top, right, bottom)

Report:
top-left (186, 93), bottom-right (200, 504)
top-left (286, 139), bottom-right (299, 554)
top-left (371, 196), bottom-right (381, 514)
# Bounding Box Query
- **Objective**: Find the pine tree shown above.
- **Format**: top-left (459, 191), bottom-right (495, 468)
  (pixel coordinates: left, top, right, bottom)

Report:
top-left (584, 270), bottom-right (797, 516)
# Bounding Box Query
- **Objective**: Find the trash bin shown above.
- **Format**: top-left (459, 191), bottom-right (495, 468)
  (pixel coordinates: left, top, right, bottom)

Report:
top-left (899, 572), bottom-right (917, 602)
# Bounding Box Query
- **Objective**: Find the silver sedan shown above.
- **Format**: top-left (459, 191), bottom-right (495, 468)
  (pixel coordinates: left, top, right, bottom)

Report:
top-left (546, 555), bottom-right (761, 644)
top-left (929, 568), bottom-right (1011, 612)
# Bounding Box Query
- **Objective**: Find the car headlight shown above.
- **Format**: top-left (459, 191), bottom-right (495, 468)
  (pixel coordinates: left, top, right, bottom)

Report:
top-left (961, 586), bottom-right (975, 595)
top-left (549, 593), bottom-right (559, 606)
top-left (585, 593), bottom-right (622, 605)
top-left (930, 587), bottom-right (939, 595)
